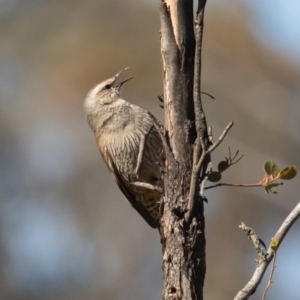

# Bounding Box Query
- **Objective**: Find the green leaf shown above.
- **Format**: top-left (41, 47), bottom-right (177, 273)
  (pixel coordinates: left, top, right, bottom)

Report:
top-left (264, 161), bottom-right (280, 179)
top-left (267, 183), bottom-right (281, 189)
top-left (207, 171), bottom-right (222, 182)
top-left (264, 183), bottom-right (281, 195)
top-left (279, 165), bottom-right (297, 180)
top-left (218, 161), bottom-right (229, 173)
top-left (271, 238), bottom-right (279, 252)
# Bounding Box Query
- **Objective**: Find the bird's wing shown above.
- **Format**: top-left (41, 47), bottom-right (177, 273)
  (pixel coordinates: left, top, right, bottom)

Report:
top-left (103, 148), bottom-right (158, 229)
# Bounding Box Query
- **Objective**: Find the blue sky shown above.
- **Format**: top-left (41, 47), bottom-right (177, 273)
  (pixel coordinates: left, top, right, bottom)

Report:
top-left (243, 0), bottom-right (300, 65)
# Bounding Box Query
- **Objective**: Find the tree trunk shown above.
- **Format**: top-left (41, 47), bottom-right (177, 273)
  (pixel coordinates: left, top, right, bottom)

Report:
top-left (159, 1), bottom-right (208, 299)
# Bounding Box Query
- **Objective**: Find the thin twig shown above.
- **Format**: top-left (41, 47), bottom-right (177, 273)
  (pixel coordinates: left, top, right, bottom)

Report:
top-left (205, 181), bottom-right (284, 190)
top-left (185, 122), bottom-right (234, 223)
top-left (232, 154), bottom-right (244, 165)
top-left (204, 121), bottom-right (234, 157)
top-left (194, 122), bottom-right (234, 174)
top-left (231, 148), bottom-right (238, 161)
top-left (200, 91), bottom-right (215, 99)
top-left (261, 250), bottom-right (277, 300)
top-left (205, 183), bottom-right (265, 190)
top-left (233, 201), bottom-right (300, 300)
top-left (228, 147), bottom-right (244, 165)
top-left (134, 125), bottom-right (153, 179)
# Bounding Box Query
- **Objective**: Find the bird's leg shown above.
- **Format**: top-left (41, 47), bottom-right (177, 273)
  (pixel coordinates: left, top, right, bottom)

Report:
top-left (133, 125), bottom-right (153, 179)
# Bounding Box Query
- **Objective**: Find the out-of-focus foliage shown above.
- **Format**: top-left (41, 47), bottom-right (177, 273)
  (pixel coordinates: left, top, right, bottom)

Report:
top-left (1, 1), bottom-right (300, 300)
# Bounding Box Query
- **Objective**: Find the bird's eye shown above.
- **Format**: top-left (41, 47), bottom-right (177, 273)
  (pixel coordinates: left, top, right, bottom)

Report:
top-left (104, 84), bottom-right (111, 89)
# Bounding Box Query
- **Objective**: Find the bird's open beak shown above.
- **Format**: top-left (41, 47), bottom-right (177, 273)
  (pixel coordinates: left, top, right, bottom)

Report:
top-left (112, 67), bottom-right (134, 90)
top-left (113, 67), bottom-right (129, 80)
top-left (117, 76), bottom-right (134, 90)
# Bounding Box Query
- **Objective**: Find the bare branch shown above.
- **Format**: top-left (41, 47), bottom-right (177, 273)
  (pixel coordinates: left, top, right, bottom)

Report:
top-left (233, 201), bottom-right (300, 300)
top-left (274, 202), bottom-right (300, 243)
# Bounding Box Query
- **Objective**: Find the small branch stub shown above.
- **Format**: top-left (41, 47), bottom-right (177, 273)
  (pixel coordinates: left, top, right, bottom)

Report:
top-left (239, 222), bottom-right (267, 263)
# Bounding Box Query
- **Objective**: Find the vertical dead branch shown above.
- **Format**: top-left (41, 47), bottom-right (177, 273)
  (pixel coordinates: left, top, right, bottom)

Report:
top-left (186, 0), bottom-right (208, 225)
top-left (159, 1), bottom-right (207, 299)
top-left (157, 1), bottom-right (299, 299)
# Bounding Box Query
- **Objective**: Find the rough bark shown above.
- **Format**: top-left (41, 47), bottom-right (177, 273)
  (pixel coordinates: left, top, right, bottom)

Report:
top-left (158, 1), bottom-right (207, 299)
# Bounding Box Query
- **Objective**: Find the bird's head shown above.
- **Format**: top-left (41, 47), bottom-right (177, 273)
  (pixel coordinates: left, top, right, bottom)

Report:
top-left (85, 68), bottom-right (134, 107)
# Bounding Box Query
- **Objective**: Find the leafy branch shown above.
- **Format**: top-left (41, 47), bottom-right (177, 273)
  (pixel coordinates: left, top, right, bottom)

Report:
top-left (206, 160), bottom-right (297, 194)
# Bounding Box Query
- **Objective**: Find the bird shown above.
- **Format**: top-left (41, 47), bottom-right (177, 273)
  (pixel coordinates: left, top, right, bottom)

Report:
top-left (83, 68), bottom-right (163, 228)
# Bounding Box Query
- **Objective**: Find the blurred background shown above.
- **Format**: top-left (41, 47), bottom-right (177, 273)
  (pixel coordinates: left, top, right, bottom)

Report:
top-left (1, 0), bottom-right (300, 299)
